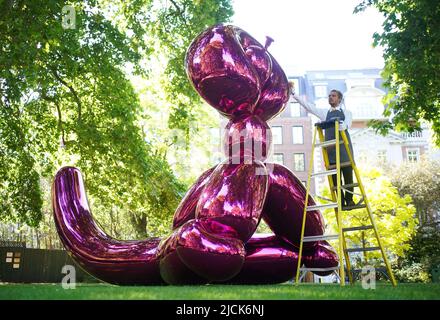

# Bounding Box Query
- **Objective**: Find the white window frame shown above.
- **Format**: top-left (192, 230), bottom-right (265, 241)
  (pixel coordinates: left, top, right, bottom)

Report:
top-left (290, 102), bottom-right (301, 117)
top-left (292, 126), bottom-right (304, 144)
top-left (293, 153), bottom-right (305, 171)
top-left (407, 148), bottom-right (420, 163)
top-left (273, 153), bottom-right (284, 165)
top-left (272, 126), bottom-right (283, 144)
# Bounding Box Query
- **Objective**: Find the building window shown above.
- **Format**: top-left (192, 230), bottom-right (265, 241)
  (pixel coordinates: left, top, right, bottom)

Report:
top-left (290, 102), bottom-right (301, 117)
top-left (292, 126), bottom-right (304, 144)
top-left (314, 85), bottom-right (327, 98)
top-left (293, 153), bottom-right (305, 171)
top-left (273, 153), bottom-right (284, 165)
top-left (272, 126), bottom-right (283, 144)
top-left (407, 148), bottom-right (420, 163)
top-left (377, 150), bottom-right (387, 163)
top-left (402, 131), bottom-right (423, 139)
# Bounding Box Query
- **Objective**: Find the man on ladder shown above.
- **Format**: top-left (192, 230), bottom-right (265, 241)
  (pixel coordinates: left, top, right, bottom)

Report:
top-left (289, 82), bottom-right (397, 286)
top-left (290, 84), bottom-right (356, 209)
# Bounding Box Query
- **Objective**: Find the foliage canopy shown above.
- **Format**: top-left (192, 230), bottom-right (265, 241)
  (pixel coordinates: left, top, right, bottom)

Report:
top-left (355, 0), bottom-right (440, 146)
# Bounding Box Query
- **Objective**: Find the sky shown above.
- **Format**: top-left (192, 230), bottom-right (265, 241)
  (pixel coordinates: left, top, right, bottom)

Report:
top-left (232, 0), bottom-right (386, 75)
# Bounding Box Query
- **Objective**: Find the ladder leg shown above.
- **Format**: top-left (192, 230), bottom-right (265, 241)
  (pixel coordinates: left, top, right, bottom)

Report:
top-left (295, 127), bottom-right (318, 285)
top-left (366, 202), bottom-right (398, 286)
top-left (340, 130), bottom-right (397, 286)
top-left (331, 186), bottom-right (354, 284)
top-left (341, 231), bottom-right (354, 284)
top-left (335, 121), bottom-right (345, 286)
top-left (318, 124), bottom-right (348, 286)
top-left (330, 179), bottom-right (354, 284)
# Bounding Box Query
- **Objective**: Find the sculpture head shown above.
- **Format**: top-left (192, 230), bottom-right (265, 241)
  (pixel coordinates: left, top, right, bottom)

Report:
top-left (185, 24), bottom-right (290, 163)
top-left (186, 24), bottom-right (290, 121)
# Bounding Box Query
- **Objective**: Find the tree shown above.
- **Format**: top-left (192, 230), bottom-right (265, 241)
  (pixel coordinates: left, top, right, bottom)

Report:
top-left (388, 157), bottom-right (440, 226)
top-left (354, 0), bottom-right (440, 146)
top-left (387, 157), bottom-right (440, 282)
top-left (0, 0), bottom-right (233, 237)
top-left (322, 166), bottom-right (418, 266)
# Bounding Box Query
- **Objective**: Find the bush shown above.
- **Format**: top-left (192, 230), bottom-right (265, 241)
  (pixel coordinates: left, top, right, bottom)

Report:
top-left (393, 262), bottom-right (431, 283)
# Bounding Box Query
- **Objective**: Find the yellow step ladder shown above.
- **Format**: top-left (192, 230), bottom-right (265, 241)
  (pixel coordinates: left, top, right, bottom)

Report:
top-left (294, 119), bottom-right (397, 286)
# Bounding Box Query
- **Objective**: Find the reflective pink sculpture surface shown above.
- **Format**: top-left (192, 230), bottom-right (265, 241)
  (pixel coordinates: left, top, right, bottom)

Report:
top-left (262, 163), bottom-right (325, 248)
top-left (52, 167), bottom-right (164, 285)
top-left (223, 115), bottom-right (271, 162)
top-left (52, 24), bottom-right (338, 285)
top-left (226, 234), bottom-right (301, 284)
top-left (185, 25), bottom-right (261, 118)
top-left (195, 161), bottom-right (268, 242)
top-left (172, 166), bottom-right (215, 229)
top-left (157, 219), bottom-right (245, 285)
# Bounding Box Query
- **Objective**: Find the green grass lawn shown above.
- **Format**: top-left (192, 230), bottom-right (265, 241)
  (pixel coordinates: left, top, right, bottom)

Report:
top-left (1, 282), bottom-right (439, 300)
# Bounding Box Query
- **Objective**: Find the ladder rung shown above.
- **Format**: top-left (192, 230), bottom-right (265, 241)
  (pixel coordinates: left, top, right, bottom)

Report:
top-left (303, 234), bottom-right (340, 242)
top-left (311, 169), bottom-right (338, 178)
top-left (331, 183), bottom-right (359, 191)
top-left (306, 203), bottom-right (338, 211)
top-left (300, 266), bottom-right (340, 272)
top-left (316, 195), bottom-right (334, 203)
top-left (350, 267), bottom-right (391, 280)
top-left (328, 162), bottom-right (352, 170)
top-left (315, 139), bottom-right (342, 148)
top-left (315, 120), bottom-right (339, 130)
top-left (342, 204), bottom-right (366, 211)
top-left (343, 225), bottom-right (374, 232)
top-left (345, 247), bottom-right (381, 253)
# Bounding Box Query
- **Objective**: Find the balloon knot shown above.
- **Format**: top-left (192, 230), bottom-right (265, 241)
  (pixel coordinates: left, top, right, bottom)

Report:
top-left (264, 36), bottom-right (274, 49)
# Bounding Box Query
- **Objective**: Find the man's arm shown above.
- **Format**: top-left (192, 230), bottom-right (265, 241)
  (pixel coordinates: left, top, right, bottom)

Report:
top-left (291, 93), bottom-right (327, 121)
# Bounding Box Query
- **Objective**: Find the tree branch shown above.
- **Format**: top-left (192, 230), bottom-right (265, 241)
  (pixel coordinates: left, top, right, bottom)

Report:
top-left (42, 94), bottom-right (66, 147)
top-left (55, 101), bottom-right (66, 147)
top-left (50, 68), bottom-right (82, 123)
top-left (168, 0), bottom-right (189, 27)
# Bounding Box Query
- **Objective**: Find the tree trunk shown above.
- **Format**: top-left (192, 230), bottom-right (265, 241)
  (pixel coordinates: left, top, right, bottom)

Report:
top-left (130, 212), bottom-right (148, 239)
top-left (362, 231), bottom-right (368, 263)
top-left (36, 229), bottom-right (40, 248)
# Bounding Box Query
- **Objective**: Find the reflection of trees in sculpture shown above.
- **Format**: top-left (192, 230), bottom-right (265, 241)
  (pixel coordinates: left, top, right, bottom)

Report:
top-left (52, 25), bottom-right (338, 285)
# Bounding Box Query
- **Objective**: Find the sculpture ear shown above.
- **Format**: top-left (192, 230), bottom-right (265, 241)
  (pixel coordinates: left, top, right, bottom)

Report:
top-left (234, 27), bottom-right (273, 85)
top-left (253, 57), bottom-right (290, 121)
top-left (233, 26), bottom-right (290, 121)
top-left (185, 25), bottom-right (261, 118)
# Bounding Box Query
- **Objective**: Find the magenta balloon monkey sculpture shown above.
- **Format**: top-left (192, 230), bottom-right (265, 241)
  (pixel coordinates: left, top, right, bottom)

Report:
top-left (52, 25), bottom-right (339, 285)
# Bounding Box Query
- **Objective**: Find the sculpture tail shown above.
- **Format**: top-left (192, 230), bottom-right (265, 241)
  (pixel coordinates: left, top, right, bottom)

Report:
top-left (51, 166), bottom-right (163, 285)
